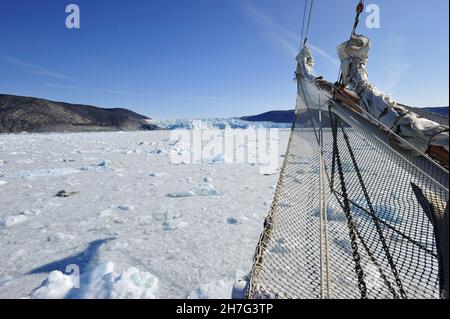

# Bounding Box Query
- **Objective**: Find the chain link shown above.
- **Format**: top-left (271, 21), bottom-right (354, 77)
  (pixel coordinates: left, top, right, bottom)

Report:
top-left (331, 114), bottom-right (368, 299)
top-left (340, 124), bottom-right (408, 299)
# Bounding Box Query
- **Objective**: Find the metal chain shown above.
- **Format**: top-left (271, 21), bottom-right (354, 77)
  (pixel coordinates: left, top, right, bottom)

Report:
top-left (331, 189), bottom-right (400, 299)
top-left (340, 124), bottom-right (408, 299)
top-left (329, 107), bottom-right (337, 191)
top-left (351, 0), bottom-right (365, 36)
top-left (331, 114), bottom-right (368, 299)
top-left (354, 218), bottom-right (401, 299)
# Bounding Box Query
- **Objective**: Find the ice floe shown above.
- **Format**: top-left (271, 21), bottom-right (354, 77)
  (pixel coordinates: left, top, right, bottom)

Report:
top-left (0, 214), bottom-right (29, 228)
top-left (188, 280), bottom-right (234, 299)
top-left (31, 262), bottom-right (159, 299)
top-left (167, 183), bottom-right (221, 198)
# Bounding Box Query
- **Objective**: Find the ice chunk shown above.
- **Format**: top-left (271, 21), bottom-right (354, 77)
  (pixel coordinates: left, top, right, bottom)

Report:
top-left (21, 209), bottom-right (42, 216)
top-left (0, 181), bottom-right (7, 186)
top-left (0, 215), bottom-right (28, 228)
top-left (149, 172), bottom-right (166, 177)
top-left (226, 217), bottom-right (238, 225)
top-left (188, 280), bottom-right (234, 299)
top-left (152, 210), bottom-right (169, 221)
top-left (192, 183), bottom-right (221, 196)
top-left (168, 183), bottom-right (221, 198)
top-left (167, 191), bottom-right (195, 198)
top-left (46, 232), bottom-right (76, 242)
top-left (4, 168), bottom-right (80, 180)
top-left (162, 221), bottom-right (177, 231)
top-left (106, 267), bottom-right (159, 299)
top-left (32, 262), bottom-right (159, 299)
top-left (117, 205), bottom-right (134, 212)
top-left (98, 209), bottom-right (114, 218)
top-left (81, 160), bottom-right (112, 171)
top-left (98, 160), bottom-right (109, 167)
top-left (0, 274), bottom-right (13, 287)
top-left (209, 154), bottom-right (225, 164)
top-left (31, 271), bottom-right (75, 299)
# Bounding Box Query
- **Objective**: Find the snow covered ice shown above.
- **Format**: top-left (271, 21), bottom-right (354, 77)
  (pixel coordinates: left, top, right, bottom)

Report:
top-left (0, 129), bottom-right (290, 299)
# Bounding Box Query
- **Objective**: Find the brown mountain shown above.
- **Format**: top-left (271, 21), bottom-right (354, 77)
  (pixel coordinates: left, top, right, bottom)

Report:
top-left (0, 94), bottom-right (159, 133)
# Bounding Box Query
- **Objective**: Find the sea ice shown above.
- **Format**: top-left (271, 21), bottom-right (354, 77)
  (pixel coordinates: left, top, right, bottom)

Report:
top-left (187, 280), bottom-right (234, 299)
top-left (31, 271), bottom-right (75, 299)
top-left (167, 183), bottom-right (221, 198)
top-left (0, 130), bottom-right (288, 299)
top-left (4, 168), bottom-right (80, 180)
top-left (31, 262), bottom-right (159, 299)
top-left (0, 215), bottom-right (29, 228)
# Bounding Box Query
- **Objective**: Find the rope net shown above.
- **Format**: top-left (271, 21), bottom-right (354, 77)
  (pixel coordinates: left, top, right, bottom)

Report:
top-left (247, 80), bottom-right (449, 299)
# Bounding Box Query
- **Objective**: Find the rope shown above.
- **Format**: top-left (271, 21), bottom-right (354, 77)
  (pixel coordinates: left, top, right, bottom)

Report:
top-left (300, 0), bottom-right (309, 48)
top-left (318, 97), bottom-right (331, 299)
top-left (304, 0), bottom-right (314, 45)
top-left (300, 0), bottom-right (315, 48)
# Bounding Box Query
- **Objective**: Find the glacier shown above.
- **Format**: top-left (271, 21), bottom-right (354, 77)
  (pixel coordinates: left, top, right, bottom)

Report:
top-left (146, 118), bottom-right (292, 130)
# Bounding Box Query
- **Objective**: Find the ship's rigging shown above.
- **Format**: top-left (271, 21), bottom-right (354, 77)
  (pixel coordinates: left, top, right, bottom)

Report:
top-left (241, 0), bottom-right (449, 300)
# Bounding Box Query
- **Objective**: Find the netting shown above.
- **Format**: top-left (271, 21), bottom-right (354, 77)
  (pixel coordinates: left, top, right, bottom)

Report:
top-left (247, 78), bottom-right (449, 299)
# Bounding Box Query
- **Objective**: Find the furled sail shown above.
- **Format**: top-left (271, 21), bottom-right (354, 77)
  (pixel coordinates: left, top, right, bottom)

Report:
top-left (337, 34), bottom-right (449, 158)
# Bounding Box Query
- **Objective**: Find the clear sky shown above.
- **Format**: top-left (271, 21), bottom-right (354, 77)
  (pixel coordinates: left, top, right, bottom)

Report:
top-left (0, 0), bottom-right (448, 119)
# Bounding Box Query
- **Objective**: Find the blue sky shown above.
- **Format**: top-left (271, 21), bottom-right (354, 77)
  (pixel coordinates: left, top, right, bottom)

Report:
top-left (0, 0), bottom-right (448, 119)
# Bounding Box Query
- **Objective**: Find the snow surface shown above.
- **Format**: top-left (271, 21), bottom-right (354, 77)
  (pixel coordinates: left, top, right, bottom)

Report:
top-left (0, 129), bottom-right (289, 299)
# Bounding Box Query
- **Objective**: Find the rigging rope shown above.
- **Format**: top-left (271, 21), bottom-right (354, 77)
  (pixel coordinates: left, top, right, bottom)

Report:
top-left (304, 0), bottom-right (314, 45)
top-left (247, 0), bottom-right (448, 300)
top-left (300, 0), bottom-right (309, 48)
top-left (300, 0), bottom-right (315, 48)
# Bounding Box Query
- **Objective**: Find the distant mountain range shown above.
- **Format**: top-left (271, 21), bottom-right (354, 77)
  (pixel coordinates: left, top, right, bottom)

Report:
top-left (0, 93), bottom-right (447, 133)
top-left (241, 107), bottom-right (449, 123)
top-left (422, 107), bottom-right (449, 116)
top-left (241, 110), bottom-right (296, 124)
top-left (0, 94), bottom-right (158, 133)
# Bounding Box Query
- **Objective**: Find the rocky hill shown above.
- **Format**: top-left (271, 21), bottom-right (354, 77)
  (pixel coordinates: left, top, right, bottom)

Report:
top-left (0, 94), bottom-right (158, 133)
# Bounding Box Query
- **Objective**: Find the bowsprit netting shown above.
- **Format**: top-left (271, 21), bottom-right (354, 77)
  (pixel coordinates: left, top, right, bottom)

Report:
top-left (247, 87), bottom-right (449, 299)
top-left (245, 0), bottom-right (448, 300)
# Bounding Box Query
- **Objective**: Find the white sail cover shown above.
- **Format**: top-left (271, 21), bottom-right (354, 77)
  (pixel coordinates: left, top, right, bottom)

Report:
top-left (296, 46), bottom-right (315, 82)
top-left (337, 34), bottom-right (449, 155)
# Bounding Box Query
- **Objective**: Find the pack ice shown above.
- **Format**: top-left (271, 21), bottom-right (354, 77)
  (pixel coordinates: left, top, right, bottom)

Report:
top-left (0, 130), bottom-right (289, 298)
